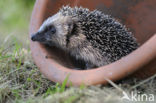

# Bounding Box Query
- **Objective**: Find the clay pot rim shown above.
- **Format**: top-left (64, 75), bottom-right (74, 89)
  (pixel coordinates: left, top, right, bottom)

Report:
top-left (29, 0), bottom-right (156, 86)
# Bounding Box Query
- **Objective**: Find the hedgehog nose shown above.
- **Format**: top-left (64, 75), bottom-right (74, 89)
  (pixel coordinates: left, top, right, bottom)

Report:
top-left (31, 34), bottom-right (37, 41)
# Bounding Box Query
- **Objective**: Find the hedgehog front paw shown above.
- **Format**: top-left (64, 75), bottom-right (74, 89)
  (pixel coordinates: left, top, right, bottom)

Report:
top-left (85, 62), bottom-right (97, 70)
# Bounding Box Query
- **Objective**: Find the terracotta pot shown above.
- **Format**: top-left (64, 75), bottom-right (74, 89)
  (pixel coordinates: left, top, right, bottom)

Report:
top-left (29, 0), bottom-right (156, 86)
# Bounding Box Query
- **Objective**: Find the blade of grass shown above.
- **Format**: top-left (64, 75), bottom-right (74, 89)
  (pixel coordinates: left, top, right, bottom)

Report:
top-left (60, 75), bottom-right (69, 92)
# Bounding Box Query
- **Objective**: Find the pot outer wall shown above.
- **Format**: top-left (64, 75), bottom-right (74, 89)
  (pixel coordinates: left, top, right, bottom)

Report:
top-left (30, 0), bottom-right (156, 84)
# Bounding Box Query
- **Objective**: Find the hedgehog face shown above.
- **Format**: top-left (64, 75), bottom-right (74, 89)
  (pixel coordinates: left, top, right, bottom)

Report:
top-left (31, 13), bottom-right (76, 49)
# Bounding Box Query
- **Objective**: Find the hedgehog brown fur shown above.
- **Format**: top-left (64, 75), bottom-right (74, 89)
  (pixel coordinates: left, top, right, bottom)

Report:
top-left (31, 6), bottom-right (139, 69)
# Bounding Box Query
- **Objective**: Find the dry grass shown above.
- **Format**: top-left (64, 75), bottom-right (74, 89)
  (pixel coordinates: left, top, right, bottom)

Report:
top-left (0, 42), bottom-right (156, 103)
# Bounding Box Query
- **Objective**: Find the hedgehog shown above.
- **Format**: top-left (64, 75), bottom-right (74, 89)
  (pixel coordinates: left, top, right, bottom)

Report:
top-left (31, 6), bottom-right (138, 69)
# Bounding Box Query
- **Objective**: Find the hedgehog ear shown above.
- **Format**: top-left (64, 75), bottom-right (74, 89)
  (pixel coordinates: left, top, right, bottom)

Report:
top-left (65, 17), bottom-right (78, 34)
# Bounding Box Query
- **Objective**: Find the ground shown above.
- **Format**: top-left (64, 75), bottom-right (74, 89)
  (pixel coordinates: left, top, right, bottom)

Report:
top-left (0, 1), bottom-right (156, 103)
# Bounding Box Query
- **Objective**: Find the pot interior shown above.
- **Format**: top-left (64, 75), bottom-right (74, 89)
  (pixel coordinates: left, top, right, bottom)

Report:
top-left (38, 0), bottom-right (156, 69)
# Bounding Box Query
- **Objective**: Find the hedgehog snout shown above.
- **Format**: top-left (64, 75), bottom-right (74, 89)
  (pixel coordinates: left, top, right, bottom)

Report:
top-left (31, 32), bottom-right (44, 42)
top-left (31, 33), bottom-right (38, 41)
top-left (31, 32), bottom-right (48, 43)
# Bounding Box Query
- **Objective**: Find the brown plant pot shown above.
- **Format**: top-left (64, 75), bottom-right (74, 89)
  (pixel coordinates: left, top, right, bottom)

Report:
top-left (29, 0), bottom-right (156, 86)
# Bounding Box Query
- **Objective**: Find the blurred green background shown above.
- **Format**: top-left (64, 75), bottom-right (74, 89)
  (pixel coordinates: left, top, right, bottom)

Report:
top-left (0, 0), bottom-right (35, 47)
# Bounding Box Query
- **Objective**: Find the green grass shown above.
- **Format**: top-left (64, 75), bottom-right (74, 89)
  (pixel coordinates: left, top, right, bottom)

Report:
top-left (0, 0), bottom-right (156, 103)
top-left (0, 42), bottom-right (63, 102)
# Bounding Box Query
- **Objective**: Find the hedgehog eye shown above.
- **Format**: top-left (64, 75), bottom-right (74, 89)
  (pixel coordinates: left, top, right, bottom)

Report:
top-left (46, 26), bottom-right (56, 34)
top-left (50, 27), bottom-right (56, 34)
